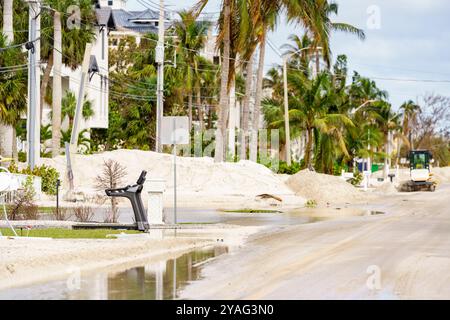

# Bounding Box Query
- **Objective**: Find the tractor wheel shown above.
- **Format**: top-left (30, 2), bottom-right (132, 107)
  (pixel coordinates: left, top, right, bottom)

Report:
top-left (429, 185), bottom-right (436, 192)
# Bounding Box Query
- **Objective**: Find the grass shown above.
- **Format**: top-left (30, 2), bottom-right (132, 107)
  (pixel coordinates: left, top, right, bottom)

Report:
top-left (222, 209), bottom-right (282, 213)
top-left (5, 205), bottom-right (60, 214)
top-left (0, 228), bottom-right (141, 239)
top-left (179, 222), bottom-right (215, 225)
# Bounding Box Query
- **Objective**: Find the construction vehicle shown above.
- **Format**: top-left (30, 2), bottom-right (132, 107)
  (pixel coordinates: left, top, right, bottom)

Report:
top-left (404, 150), bottom-right (436, 192)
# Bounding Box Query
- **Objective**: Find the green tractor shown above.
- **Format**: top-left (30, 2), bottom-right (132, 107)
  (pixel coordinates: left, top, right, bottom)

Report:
top-left (404, 150), bottom-right (436, 192)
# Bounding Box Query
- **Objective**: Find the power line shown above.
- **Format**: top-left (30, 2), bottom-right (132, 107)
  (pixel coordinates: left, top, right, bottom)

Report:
top-left (369, 76), bottom-right (450, 84)
top-left (0, 38), bottom-right (39, 51)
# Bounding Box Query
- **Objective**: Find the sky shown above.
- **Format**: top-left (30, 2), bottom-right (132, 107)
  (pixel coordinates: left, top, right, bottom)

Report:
top-left (127, 0), bottom-right (450, 110)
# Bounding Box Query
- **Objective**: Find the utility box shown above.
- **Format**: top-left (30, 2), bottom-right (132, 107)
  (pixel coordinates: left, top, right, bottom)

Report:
top-left (146, 179), bottom-right (166, 225)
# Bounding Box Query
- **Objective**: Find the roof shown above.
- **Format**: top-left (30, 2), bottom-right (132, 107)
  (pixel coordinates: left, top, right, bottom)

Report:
top-left (128, 9), bottom-right (159, 21)
top-left (111, 9), bottom-right (160, 34)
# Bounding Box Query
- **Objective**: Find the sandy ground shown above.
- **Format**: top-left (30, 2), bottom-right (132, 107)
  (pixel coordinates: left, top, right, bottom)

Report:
top-left (180, 183), bottom-right (450, 300)
top-left (39, 150), bottom-right (306, 209)
top-left (0, 225), bottom-right (262, 291)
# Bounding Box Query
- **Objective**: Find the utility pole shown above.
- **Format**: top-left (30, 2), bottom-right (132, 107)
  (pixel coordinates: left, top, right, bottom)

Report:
top-left (51, 11), bottom-right (62, 158)
top-left (282, 56), bottom-right (291, 165)
top-left (27, 0), bottom-right (41, 170)
top-left (70, 43), bottom-right (93, 153)
top-left (155, 0), bottom-right (165, 152)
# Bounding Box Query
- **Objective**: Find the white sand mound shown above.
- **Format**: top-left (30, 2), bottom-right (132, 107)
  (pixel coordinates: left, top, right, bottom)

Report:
top-left (285, 170), bottom-right (362, 205)
top-left (40, 149), bottom-right (305, 207)
top-left (431, 167), bottom-right (450, 184)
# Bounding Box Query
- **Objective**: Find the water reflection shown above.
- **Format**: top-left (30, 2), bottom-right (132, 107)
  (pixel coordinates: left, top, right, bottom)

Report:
top-left (0, 246), bottom-right (227, 300)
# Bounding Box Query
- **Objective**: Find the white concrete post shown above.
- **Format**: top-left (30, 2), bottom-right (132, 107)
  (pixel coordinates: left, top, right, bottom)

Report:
top-left (147, 179), bottom-right (166, 224)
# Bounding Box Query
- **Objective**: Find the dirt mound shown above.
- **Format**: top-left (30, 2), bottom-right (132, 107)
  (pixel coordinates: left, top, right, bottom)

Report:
top-left (40, 149), bottom-right (304, 206)
top-left (431, 167), bottom-right (450, 184)
top-left (285, 170), bottom-right (363, 205)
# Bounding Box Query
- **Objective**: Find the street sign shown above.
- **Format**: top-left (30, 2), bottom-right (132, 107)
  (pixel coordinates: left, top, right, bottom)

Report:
top-left (160, 116), bottom-right (189, 225)
top-left (161, 116), bottom-right (189, 145)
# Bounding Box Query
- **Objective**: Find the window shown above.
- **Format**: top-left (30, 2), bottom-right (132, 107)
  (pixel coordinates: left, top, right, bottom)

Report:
top-left (108, 0), bottom-right (113, 6)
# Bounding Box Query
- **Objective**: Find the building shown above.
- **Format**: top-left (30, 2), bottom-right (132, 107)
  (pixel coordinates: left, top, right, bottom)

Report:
top-left (42, 5), bottom-right (112, 136)
top-left (41, 0), bottom-right (225, 152)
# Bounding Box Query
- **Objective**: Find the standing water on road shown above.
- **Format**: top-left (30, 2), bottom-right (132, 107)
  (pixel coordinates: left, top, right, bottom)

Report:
top-left (0, 246), bottom-right (227, 300)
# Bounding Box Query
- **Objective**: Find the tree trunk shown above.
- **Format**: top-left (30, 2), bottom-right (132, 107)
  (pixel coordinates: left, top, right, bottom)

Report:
top-left (188, 93), bottom-right (193, 130)
top-left (304, 128), bottom-right (313, 168)
top-left (0, 0), bottom-right (14, 159)
top-left (196, 86), bottom-right (203, 131)
top-left (52, 12), bottom-right (62, 158)
top-left (208, 105), bottom-right (213, 129)
top-left (228, 77), bottom-right (236, 158)
top-left (3, 0), bottom-right (13, 42)
top-left (12, 127), bottom-right (18, 161)
top-left (41, 52), bottom-right (54, 123)
top-left (240, 55), bottom-right (254, 161)
top-left (214, 0), bottom-right (231, 162)
top-left (250, 31), bottom-right (266, 162)
top-left (383, 131), bottom-right (390, 179)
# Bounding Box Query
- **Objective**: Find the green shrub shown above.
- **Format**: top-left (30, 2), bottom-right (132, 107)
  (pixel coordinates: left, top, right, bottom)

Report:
top-left (264, 160), bottom-right (302, 175)
top-left (305, 199), bottom-right (317, 208)
top-left (8, 162), bottom-right (60, 195)
top-left (349, 169), bottom-right (363, 186)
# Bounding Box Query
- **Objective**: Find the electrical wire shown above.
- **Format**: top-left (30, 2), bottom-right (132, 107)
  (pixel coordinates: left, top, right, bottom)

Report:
top-left (0, 38), bottom-right (39, 51)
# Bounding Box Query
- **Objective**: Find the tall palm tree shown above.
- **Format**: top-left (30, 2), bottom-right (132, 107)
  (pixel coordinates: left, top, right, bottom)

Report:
top-left (60, 91), bottom-right (94, 129)
top-left (51, 10), bottom-right (62, 157)
top-left (295, 71), bottom-right (353, 169)
top-left (249, 0), bottom-right (280, 162)
top-left (369, 101), bottom-right (403, 177)
top-left (400, 100), bottom-right (421, 148)
top-left (173, 10), bottom-right (209, 129)
top-left (281, 33), bottom-right (314, 75)
top-left (301, 0), bottom-right (365, 70)
top-left (0, 0), bottom-right (15, 159)
top-left (194, 0), bottom-right (233, 162)
top-left (0, 33), bottom-right (27, 161)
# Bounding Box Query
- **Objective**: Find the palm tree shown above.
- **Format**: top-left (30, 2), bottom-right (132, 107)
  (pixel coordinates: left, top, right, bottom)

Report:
top-left (173, 10), bottom-right (209, 129)
top-left (369, 101), bottom-right (403, 177)
top-left (281, 33), bottom-right (314, 75)
top-left (193, 0), bottom-right (233, 162)
top-left (249, 0), bottom-right (280, 162)
top-left (0, 33), bottom-right (27, 161)
top-left (300, 0), bottom-right (365, 70)
top-left (400, 100), bottom-right (421, 149)
top-left (0, 0), bottom-right (16, 159)
top-left (40, 0), bottom-right (96, 121)
top-left (60, 91), bottom-right (94, 129)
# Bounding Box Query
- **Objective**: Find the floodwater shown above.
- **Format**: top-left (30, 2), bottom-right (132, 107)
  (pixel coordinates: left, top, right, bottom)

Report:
top-left (40, 206), bottom-right (384, 226)
top-left (4, 206), bottom-right (386, 300)
top-left (0, 246), bottom-right (228, 300)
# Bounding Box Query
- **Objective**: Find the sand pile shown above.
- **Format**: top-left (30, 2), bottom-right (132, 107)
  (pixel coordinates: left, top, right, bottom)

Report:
top-left (285, 170), bottom-right (363, 205)
top-left (431, 167), bottom-right (450, 184)
top-left (40, 149), bottom-right (304, 207)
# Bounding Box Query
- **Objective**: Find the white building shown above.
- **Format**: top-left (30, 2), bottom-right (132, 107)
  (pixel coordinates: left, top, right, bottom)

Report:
top-left (42, 6), bottom-right (112, 134)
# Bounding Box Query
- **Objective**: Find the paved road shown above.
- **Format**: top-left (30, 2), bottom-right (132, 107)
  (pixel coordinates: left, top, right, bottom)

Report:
top-left (180, 184), bottom-right (450, 299)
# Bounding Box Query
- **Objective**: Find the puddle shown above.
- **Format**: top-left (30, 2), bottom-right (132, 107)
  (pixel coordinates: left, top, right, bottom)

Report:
top-left (0, 246), bottom-right (227, 300)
